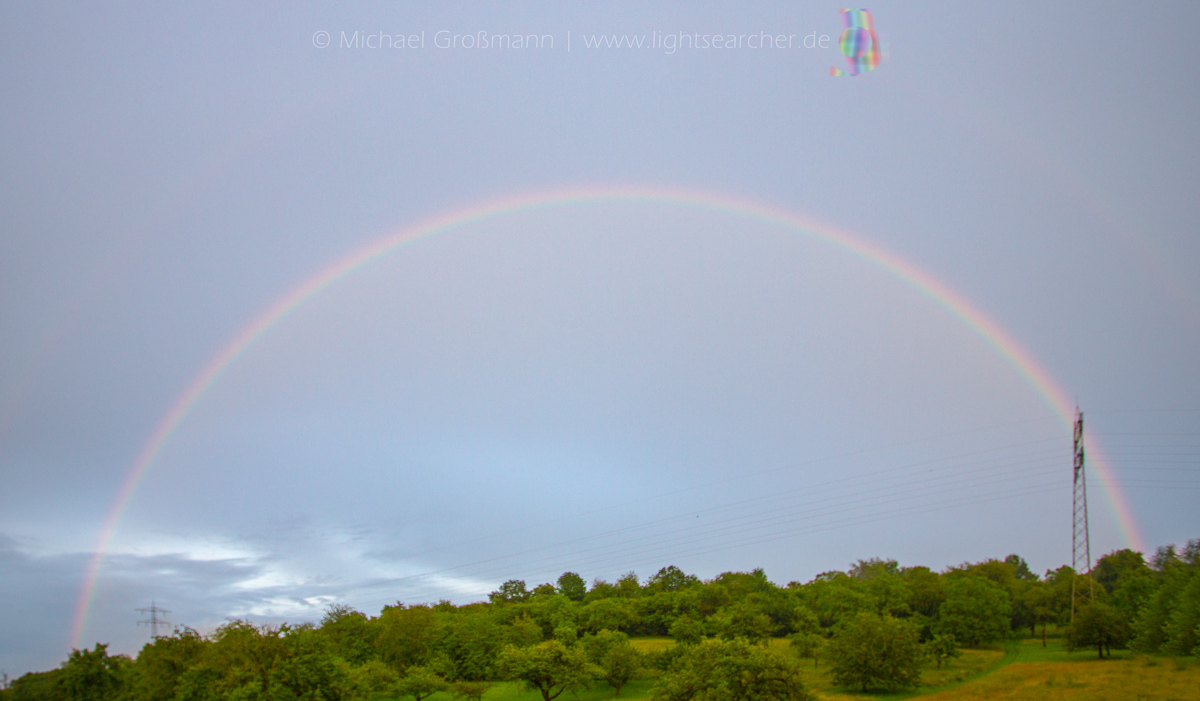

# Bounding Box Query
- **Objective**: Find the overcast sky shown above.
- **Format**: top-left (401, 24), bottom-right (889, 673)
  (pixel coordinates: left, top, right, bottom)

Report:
top-left (2, 0), bottom-right (1198, 678)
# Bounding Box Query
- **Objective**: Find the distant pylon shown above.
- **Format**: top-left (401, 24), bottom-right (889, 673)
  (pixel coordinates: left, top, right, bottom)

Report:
top-left (1070, 407), bottom-right (1093, 621)
top-left (136, 601), bottom-right (172, 639)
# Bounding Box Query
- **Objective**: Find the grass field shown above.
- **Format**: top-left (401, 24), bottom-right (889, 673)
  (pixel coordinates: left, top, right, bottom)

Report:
top-left (917, 654), bottom-right (1200, 700)
top-left (409, 638), bottom-right (1199, 701)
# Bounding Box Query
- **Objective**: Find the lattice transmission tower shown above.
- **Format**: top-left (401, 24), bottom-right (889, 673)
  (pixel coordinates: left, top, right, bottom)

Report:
top-left (1070, 407), bottom-right (1093, 621)
top-left (136, 601), bottom-right (172, 639)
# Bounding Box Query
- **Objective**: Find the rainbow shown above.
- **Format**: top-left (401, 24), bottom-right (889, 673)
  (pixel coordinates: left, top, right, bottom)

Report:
top-left (69, 185), bottom-right (1143, 649)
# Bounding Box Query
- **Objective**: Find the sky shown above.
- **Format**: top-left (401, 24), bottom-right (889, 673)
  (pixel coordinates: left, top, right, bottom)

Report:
top-left (1, 0), bottom-right (1198, 679)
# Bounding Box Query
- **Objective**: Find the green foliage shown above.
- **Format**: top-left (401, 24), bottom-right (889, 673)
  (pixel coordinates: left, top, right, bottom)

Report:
top-left (447, 680), bottom-right (493, 701)
top-left (826, 612), bottom-right (922, 692)
top-left (60, 645), bottom-right (126, 701)
top-left (346, 659), bottom-right (398, 700)
top-left (498, 640), bottom-right (596, 701)
top-left (531, 583), bottom-right (559, 598)
top-left (848, 558), bottom-right (899, 580)
top-left (651, 638), bottom-right (813, 701)
top-left (668, 616), bottom-right (704, 646)
top-left (378, 605), bottom-right (441, 671)
top-left (926, 633), bottom-right (961, 668)
top-left (1004, 554), bottom-right (1038, 582)
top-left (1133, 539), bottom-right (1200, 655)
top-left (645, 566), bottom-right (699, 593)
top-left (786, 632), bottom-right (824, 667)
top-left (804, 572), bottom-right (871, 629)
top-left (712, 603), bottom-right (772, 644)
top-left (556, 572), bottom-right (587, 602)
top-left (1066, 601), bottom-right (1133, 658)
top-left (1021, 581), bottom-right (1057, 646)
top-left (7, 667), bottom-right (68, 701)
top-left (551, 623), bottom-right (578, 647)
top-left (579, 629), bottom-right (628, 664)
top-left (393, 666), bottom-right (446, 701)
top-left (319, 605), bottom-right (375, 666)
top-left (597, 638), bottom-right (641, 696)
top-left (125, 628), bottom-right (204, 701)
top-left (490, 580), bottom-right (531, 604)
top-left (167, 620), bottom-right (349, 701)
top-left (900, 565), bottom-right (945, 621)
top-left (1094, 549), bottom-right (1157, 626)
top-left (937, 576), bottom-right (1012, 646)
top-left (579, 598), bottom-right (634, 634)
top-left (615, 572), bottom-right (641, 598)
top-left (16, 541), bottom-right (1200, 701)
top-left (506, 616), bottom-right (546, 648)
top-left (1163, 572), bottom-right (1200, 655)
top-left (584, 579), bottom-right (617, 601)
top-left (436, 612), bottom-right (505, 681)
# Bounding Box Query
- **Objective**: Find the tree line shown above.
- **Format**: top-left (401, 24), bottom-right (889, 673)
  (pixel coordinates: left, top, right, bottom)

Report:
top-left (3, 539), bottom-right (1197, 700)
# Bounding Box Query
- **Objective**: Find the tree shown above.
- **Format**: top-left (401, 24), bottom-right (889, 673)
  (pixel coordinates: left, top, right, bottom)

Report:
top-left (804, 572), bottom-right (871, 629)
top-left (1022, 581), bottom-right (1057, 647)
top-left (586, 579), bottom-right (617, 601)
top-left (125, 628), bottom-right (204, 701)
top-left (714, 603), bottom-right (772, 644)
top-left (937, 576), bottom-right (1012, 646)
top-left (1004, 554), bottom-right (1038, 582)
top-left (849, 558), bottom-right (899, 580)
top-left (320, 604), bottom-right (376, 665)
top-left (668, 616), bottom-right (704, 646)
top-left (826, 613), bottom-right (922, 692)
top-left (646, 566), bottom-right (699, 593)
top-left (901, 566), bottom-right (945, 622)
top-left (1133, 539), bottom-right (1200, 654)
top-left (787, 632), bottom-right (824, 667)
top-left (267, 626), bottom-right (349, 701)
top-left (490, 579), bottom-right (531, 604)
top-left (507, 615), bottom-right (546, 648)
top-left (394, 666), bottom-right (447, 701)
top-left (437, 612), bottom-right (505, 681)
top-left (580, 629), bottom-right (629, 663)
top-left (926, 633), bottom-right (961, 669)
top-left (532, 583), bottom-right (559, 598)
top-left (615, 572), bottom-right (641, 598)
top-left (378, 604), bottom-right (441, 671)
top-left (557, 572), bottom-right (587, 602)
top-left (1163, 570), bottom-right (1200, 655)
top-left (580, 598), bottom-right (635, 634)
top-left (1066, 602), bottom-right (1133, 658)
top-left (448, 681), bottom-right (493, 701)
top-left (598, 641), bottom-right (641, 696)
top-left (60, 644), bottom-right (126, 701)
top-left (204, 620), bottom-right (290, 698)
top-left (8, 668), bottom-right (69, 701)
top-left (553, 623), bottom-right (578, 647)
top-left (499, 640), bottom-right (596, 701)
top-left (652, 638), bottom-right (813, 701)
top-left (347, 659), bottom-right (399, 700)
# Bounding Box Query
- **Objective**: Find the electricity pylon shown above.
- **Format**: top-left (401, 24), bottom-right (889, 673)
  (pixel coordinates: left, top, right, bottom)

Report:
top-left (136, 601), bottom-right (172, 639)
top-left (1070, 407), bottom-right (1093, 621)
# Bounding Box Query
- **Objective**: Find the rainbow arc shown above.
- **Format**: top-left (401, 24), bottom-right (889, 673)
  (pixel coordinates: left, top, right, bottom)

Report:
top-left (69, 186), bottom-right (1142, 650)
